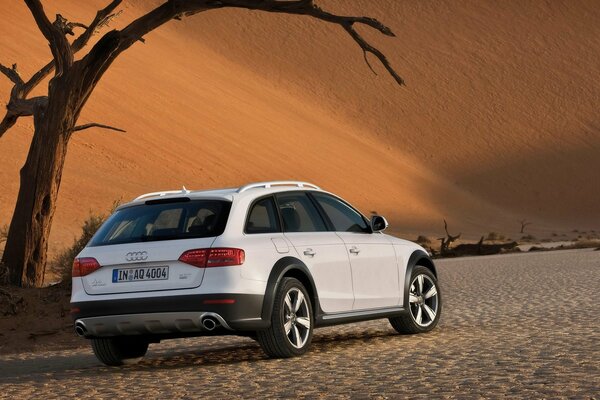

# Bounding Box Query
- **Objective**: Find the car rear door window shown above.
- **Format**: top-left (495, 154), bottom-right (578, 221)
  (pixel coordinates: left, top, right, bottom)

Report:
top-left (312, 193), bottom-right (370, 233)
top-left (276, 193), bottom-right (327, 232)
top-left (246, 197), bottom-right (281, 234)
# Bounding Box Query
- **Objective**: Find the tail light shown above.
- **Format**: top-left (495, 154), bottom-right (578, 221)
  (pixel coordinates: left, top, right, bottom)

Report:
top-left (72, 257), bottom-right (101, 277)
top-left (178, 249), bottom-right (209, 268)
top-left (206, 248), bottom-right (245, 267)
top-left (179, 248), bottom-right (245, 268)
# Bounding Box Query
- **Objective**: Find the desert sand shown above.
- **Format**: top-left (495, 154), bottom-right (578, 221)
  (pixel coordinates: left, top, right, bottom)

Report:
top-left (1, 0), bottom-right (599, 256)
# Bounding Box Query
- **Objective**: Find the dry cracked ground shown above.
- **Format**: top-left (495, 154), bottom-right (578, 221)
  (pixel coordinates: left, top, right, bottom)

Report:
top-left (1, 249), bottom-right (598, 399)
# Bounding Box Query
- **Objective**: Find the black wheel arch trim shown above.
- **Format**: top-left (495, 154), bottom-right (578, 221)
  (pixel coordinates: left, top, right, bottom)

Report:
top-left (261, 256), bottom-right (322, 322)
top-left (404, 250), bottom-right (438, 307)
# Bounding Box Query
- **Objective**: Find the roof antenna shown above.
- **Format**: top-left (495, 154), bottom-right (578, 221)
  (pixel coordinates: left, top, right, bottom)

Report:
top-left (182, 186), bottom-right (190, 193)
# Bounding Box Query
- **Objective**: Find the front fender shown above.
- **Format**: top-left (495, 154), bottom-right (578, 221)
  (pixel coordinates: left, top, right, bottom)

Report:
top-left (403, 250), bottom-right (437, 306)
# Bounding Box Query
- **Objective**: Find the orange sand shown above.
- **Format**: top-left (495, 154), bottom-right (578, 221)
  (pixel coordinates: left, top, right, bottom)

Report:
top-left (1, 0), bottom-right (599, 255)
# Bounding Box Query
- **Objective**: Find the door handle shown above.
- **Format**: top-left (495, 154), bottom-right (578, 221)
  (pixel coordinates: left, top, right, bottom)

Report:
top-left (349, 246), bottom-right (360, 255)
top-left (303, 248), bottom-right (316, 257)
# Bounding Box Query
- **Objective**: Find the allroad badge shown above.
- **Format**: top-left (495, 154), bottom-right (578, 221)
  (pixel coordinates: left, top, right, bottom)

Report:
top-left (125, 251), bottom-right (148, 262)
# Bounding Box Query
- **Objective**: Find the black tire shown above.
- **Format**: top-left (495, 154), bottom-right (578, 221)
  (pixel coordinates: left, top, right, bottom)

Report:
top-left (256, 277), bottom-right (314, 358)
top-left (91, 336), bottom-right (149, 366)
top-left (389, 266), bottom-right (442, 334)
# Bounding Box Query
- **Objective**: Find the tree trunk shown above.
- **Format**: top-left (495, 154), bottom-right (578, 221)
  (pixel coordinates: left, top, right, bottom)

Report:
top-left (2, 109), bottom-right (70, 287)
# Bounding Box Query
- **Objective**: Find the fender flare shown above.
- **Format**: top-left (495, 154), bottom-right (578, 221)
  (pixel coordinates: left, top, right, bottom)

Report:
top-left (261, 256), bottom-right (321, 321)
top-left (403, 250), bottom-right (437, 306)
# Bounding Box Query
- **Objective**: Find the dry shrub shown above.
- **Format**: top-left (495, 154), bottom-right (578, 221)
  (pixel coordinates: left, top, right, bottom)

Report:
top-left (49, 213), bottom-right (105, 283)
top-left (485, 232), bottom-right (506, 241)
top-left (0, 224), bottom-right (7, 242)
top-left (416, 235), bottom-right (431, 246)
top-left (521, 234), bottom-right (536, 242)
top-left (0, 224), bottom-right (8, 271)
top-left (49, 201), bottom-right (119, 283)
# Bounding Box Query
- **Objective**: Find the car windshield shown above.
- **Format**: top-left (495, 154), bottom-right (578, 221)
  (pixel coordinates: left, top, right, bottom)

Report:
top-left (89, 199), bottom-right (231, 246)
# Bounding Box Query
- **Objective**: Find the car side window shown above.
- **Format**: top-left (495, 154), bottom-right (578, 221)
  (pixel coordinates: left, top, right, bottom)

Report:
top-left (312, 193), bottom-right (370, 233)
top-left (246, 197), bottom-right (281, 234)
top-left (276, 193), bottom-right (327, 233)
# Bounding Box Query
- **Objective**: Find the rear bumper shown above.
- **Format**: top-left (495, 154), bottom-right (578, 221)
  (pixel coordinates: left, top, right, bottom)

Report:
top-left (75, 311), bottom-right (232, 337)
top-left (71, 293), bottom-right (269, 333)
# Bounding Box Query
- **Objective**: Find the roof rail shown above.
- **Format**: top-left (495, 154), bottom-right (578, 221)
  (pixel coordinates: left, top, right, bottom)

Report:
top-left (134, 186), bottom-right (191, 201)
top-left (237, 181), bottom-right (320, 193)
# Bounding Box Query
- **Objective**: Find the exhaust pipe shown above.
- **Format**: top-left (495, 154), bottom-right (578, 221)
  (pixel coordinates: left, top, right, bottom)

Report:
top-left (74, 321), bottom-right (87, 337)
top-left (201, 317), bottom-right (219, 331)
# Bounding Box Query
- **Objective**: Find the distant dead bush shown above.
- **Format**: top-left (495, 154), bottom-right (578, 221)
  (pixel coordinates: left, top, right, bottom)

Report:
top-left (485, 232), bottom-right (506, 241)
top-left (416, 235), bottom-right (431, 246)
top-left (49, 201), bottom-right (119, 283)
top-left (521, 234), bottom-right (536, 242)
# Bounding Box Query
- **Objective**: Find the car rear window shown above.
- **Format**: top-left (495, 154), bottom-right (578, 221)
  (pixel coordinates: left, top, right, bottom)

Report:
top-left (89, 199), bottom-right (231, 246)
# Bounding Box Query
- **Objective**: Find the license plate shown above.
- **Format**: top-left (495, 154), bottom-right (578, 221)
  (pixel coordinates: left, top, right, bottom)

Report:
top-left (112, 266), bottom-right (169, 283)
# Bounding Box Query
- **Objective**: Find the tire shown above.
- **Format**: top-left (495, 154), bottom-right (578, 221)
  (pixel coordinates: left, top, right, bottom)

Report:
top-left (256, 277), bottom-right (314, 358)
top-left (91, 336), bottom-right (149, 366)
top-left (389, 266), bottom-right (442, 334)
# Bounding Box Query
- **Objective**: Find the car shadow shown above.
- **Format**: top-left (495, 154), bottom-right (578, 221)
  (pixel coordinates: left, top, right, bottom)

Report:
top-left (0, 322), bottom-right (447, 382)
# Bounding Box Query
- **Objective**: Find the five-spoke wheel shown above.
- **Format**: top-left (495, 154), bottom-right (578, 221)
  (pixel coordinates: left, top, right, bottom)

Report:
top-left (389, 266), bottom-right (441, 334)
top-left (257, 277), bottom-right (313, 358)
top-left (408, 273), bottom-right (439, 327)
top-left (283, 287), bottom-right (311, 349)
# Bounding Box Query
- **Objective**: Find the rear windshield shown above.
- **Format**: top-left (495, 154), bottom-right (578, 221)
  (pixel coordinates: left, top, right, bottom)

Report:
top-left (89, 199), bottom-right (231, 247)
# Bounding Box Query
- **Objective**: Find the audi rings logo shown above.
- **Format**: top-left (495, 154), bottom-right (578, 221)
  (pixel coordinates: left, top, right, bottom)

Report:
top-left (125, 251), bottom-right (148, 262)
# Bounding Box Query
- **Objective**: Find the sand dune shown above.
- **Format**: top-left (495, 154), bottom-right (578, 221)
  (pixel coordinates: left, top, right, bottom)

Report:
top-left (1, 0), bottom-right (599, 255)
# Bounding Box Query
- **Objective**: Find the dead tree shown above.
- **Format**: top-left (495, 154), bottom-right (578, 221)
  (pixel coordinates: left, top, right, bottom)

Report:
top-left (437, 219), bottom-right (461, 255)
top-left (0, 0), bottom-right (403, 287)
top-left (519, 219), bottom-right (532, 234)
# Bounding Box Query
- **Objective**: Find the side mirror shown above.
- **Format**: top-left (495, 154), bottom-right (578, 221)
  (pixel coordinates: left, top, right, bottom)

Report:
top-left (371, 215), bottom-right (388, 232)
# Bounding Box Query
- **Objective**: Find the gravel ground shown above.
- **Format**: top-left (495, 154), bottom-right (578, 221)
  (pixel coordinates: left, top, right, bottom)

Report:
top-left (1, 249), bottom-right (598, 399)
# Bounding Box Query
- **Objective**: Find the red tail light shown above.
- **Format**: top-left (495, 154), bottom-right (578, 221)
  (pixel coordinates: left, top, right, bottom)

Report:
top-left (207, 248), bottom-right (245, 267)
top-left (72, 257), bottom-right (101, 277)
top-left (178, 249), bottom-right (209, 268)
top-left (179, 248), bottom-right (245, 268)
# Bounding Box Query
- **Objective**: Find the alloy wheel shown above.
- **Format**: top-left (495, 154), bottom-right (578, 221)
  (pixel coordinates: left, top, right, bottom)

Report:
top-left (408, 274), bottom-right (439, 327)
top-left (283, 287), bottom-right (311, 349)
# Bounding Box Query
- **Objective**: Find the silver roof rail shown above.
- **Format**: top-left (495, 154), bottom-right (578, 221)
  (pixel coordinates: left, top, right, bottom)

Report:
top-left (134, 186), bottom-right (191, 201)
top-left (237, 181), bottom-right (321, 193)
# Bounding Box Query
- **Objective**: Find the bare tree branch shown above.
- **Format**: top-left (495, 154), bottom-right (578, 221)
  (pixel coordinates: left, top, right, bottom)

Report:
top-left (53, 14), bottom-right (89, 36)
top-left (210, 1), bottom-right (402, 84)
top-left (84, 0), bottom-right (403, 86)
top-left (23, 0), bottom-right (74, 75)
top-left (444, 219), bottom-right (461, 242)
top-left (0, 1), bottom-right (123, 139)
top-left (439, 218), bottom-right (461, 254)
top-left (0, 115), bottom-right (18, 136)
top-left (343, 24), bottom-right (404, 85)
top-left (21, 1), bottom-right (122, 96)
top-left (0, 64), bottom-right (24, 86)
top-left (6, 97), bottom-right (47, 117)
top-left (72, 123), bottom-right (126, 133)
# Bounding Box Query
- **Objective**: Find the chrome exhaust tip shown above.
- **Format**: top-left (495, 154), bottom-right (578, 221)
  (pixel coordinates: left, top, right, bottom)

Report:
top-left (74, 321), bottom-right (87, 337)
top-left (201, 317), bottom-right (219, 331)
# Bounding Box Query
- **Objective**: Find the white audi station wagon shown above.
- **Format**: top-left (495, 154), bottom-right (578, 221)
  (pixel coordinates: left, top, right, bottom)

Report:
top-left (71, 181), bottom-right (441, 366)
